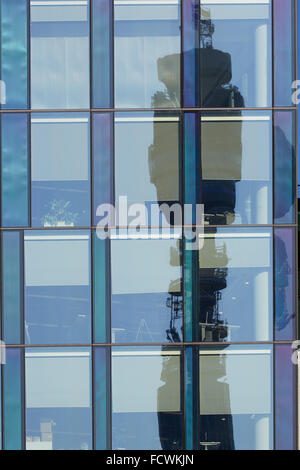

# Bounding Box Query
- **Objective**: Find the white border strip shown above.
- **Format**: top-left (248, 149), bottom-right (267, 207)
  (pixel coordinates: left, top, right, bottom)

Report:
top-left (32, 118), bottom-right (89, 124)
top-left (199, 349), bottom-right (271, 355)
top-left (25, 235), bottom-right (90, 241)
top-left (199, 233), bottom-right (271, 239)
top-left (31, 1), bottom-right (88, 6)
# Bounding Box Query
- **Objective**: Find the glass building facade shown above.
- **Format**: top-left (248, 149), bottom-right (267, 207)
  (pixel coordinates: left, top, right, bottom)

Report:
top-left (0, 0), bottom-right (297, 451)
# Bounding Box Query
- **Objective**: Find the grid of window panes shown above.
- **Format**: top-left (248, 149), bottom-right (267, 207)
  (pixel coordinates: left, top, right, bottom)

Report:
top-left (0, 0), bottom-right (297, 451)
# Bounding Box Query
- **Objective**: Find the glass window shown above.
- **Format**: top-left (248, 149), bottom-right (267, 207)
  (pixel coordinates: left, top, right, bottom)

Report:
top-left (115, 113), bottom-right (180, 211)
top-left (111, 238), bottom-right (182, 343)
top-left (275, 344), bottom-right (297, 450)
top-left (3, 348), bottom-right (23, 450)
top-left (114, 0), bottom-right (181, 108)
top-left (200, 111), bottom-right (272, 225)
top-left (274, 111), bottom-right (296, 224)
top-left (275, 229), bottom-right (296, 341)
top-left (195, 228), bottom-right (273, 343)
top-left (25, 231), bottom-right (91, 345)
top-left (2, 231), bottom-right (23, 344)
top-left (112, 347), bottom-right (183, 450)
top-left (199, 345), bottom-right (273, 450)
top-left (1, 0), bottom-right (28, 109)
top-left (31, 113), bottom-right (90, 227)
top-left (1, 113), bottom-right (29, 227)
top-left (199, 1), bottom-right (272, 107)
top-left (30, 0), bottom-right (90, 109)
top-left (25, 348), bottom-right (92, 450)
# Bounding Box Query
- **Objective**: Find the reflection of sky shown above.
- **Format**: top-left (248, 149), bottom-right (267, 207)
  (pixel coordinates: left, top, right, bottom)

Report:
top-left (114, 3), bottom-right (180, 108)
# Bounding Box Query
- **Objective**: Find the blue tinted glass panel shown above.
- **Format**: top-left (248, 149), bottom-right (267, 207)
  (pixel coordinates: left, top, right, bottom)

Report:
top-left (197, 228), bottom-right (273, 343)
top-left (112, 347), bottom-right (183, 450)
top-left (184, 346), bottom-right (199, 450)
top-left (25, 348), bottom-right (92, 450)
top-left (2, 231), bottom-right (23, 344)
top-left (94, 347), bottom-right (110, 450)
top-left (31, 113), bottom-right (90, 227)
top-left (200, 1), bottom-right (272, 107)
top-left (3, 348), bottom-right (24, 450)
top-left (92, 0), bottom-right (113, 108)
top-left (201, 111), bottom-right (272, 226)
top-left (1, 113), bottom-right (29, 227)
top-left (30, 0), bottom-right (90, 109)
top-left (111, 239), bottom-right (182, 343)
top-left (93, 233), bottom-right (110, 344)
top-left (93, 113), bottom-right (113, 225)
top-left (274, 111), bottom-right (296, 224)
top-left (275, 228), bottom-right (296, 341)
top-left (114, 0), bottom-right (181, 108)
top-left (182, 0), bottom-right (199, 107)
top-left (25, 230), bottom-right (91, 345)
top-left (184, 113), bottom-right (200, 342)
top-left (275, 344), bottom-right (296, 450)
top-left (274, 0), bottom-right (295, 106)
top-left (1, 0), bottom-right (28, 109)
top-left (199, 345), bottom-right (273, 450)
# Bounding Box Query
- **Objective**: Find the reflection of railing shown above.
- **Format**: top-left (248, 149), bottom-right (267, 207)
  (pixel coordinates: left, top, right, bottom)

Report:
top-left (166, 291), bottom-right (183, 343)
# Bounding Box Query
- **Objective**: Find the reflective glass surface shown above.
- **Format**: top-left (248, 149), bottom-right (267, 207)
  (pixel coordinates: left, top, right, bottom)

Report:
top-left (31, 113), bottom-right (90, 227)
top-left (1, 113), bottom-right (29, 227)
top-left (0, 0), bottom-right (28, 109)
top-left (275, 344), bottom-right (297, 450)
top-left (112, 347), bottom-right (183, 450)
top-left (199, 1), bottom-right (272, 107)
top-left (24, 231), bottom-right (91, 345)
top-left (274, 111), bottom-right (296, 224)
top-left (2, 231), bottom-right (23, 344)
top-left (115, 112), bottom-right (180, 211)
top-left (111, 238), bottom-right (182, 343)
top-left (199, 345), bottom-right (273, 450)
top-left (199, 111), bottom-right (272, 225)
top-left (114, 0), bottom-right (181, 108)
top-left (25, 348), bottom-right (92, 450)
top-left (30, 0), bottom-right (90, 109)
top-left (3, 348), bottom-right (23, 450)
top-left (275, 228), bottom-right (296, 341)
top-left (194, 228), bottom-right (273, 343)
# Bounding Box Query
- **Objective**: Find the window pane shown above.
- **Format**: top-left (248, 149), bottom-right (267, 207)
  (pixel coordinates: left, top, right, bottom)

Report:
top-left (274, 0), bottom-right (295, 106)
top-left (1, 113), bottom-right (29, 227)
top-left (31, 113), bottom-right (90, 227)
top-left (25, 348), bottom-right (92, 450)
top-left (275, 344), bottom-right (297, 449)
top-left (2, 231), bottom-right (23, 344)
top-left (199, 345), bottom-right (273, 450)
top-left (114, 0), bottom-right (181, 108)
top-left (200, 111), bottom-right (272, 225)
top-left (92, 0), bottom-right (113, 108)
top-left (30, 0), bottom-right (90, 109)
top-left (1, 0), bottom-right (28, 109)
top-left (200, 1), bottom-right (272, 107)
top-left (25, 231), bottom-right (91, 345)
top-left (275, 228), bottom-right (296, 341)
top-left (111, 238), bottom-right (182, 343)
top-left (112, 347), bottom-right (183, 450)
top-left (115, 113), bottom-right (180, 210)
top-left (195, 228), bottom-right (273, 343)
top-left (274, 111), bottom-right (296, 224)
top-left (3, 348), bottom-right (24, 450)
top-left (94, 347), bottom-right (111, 450)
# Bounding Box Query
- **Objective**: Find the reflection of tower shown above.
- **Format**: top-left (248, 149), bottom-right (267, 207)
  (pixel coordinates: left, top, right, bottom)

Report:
top-left (150, 5), bottom-right (245, 449)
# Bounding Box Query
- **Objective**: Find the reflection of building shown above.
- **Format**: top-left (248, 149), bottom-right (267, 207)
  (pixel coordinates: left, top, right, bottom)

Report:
top-left (151, 6), bottom-right (246, 449)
